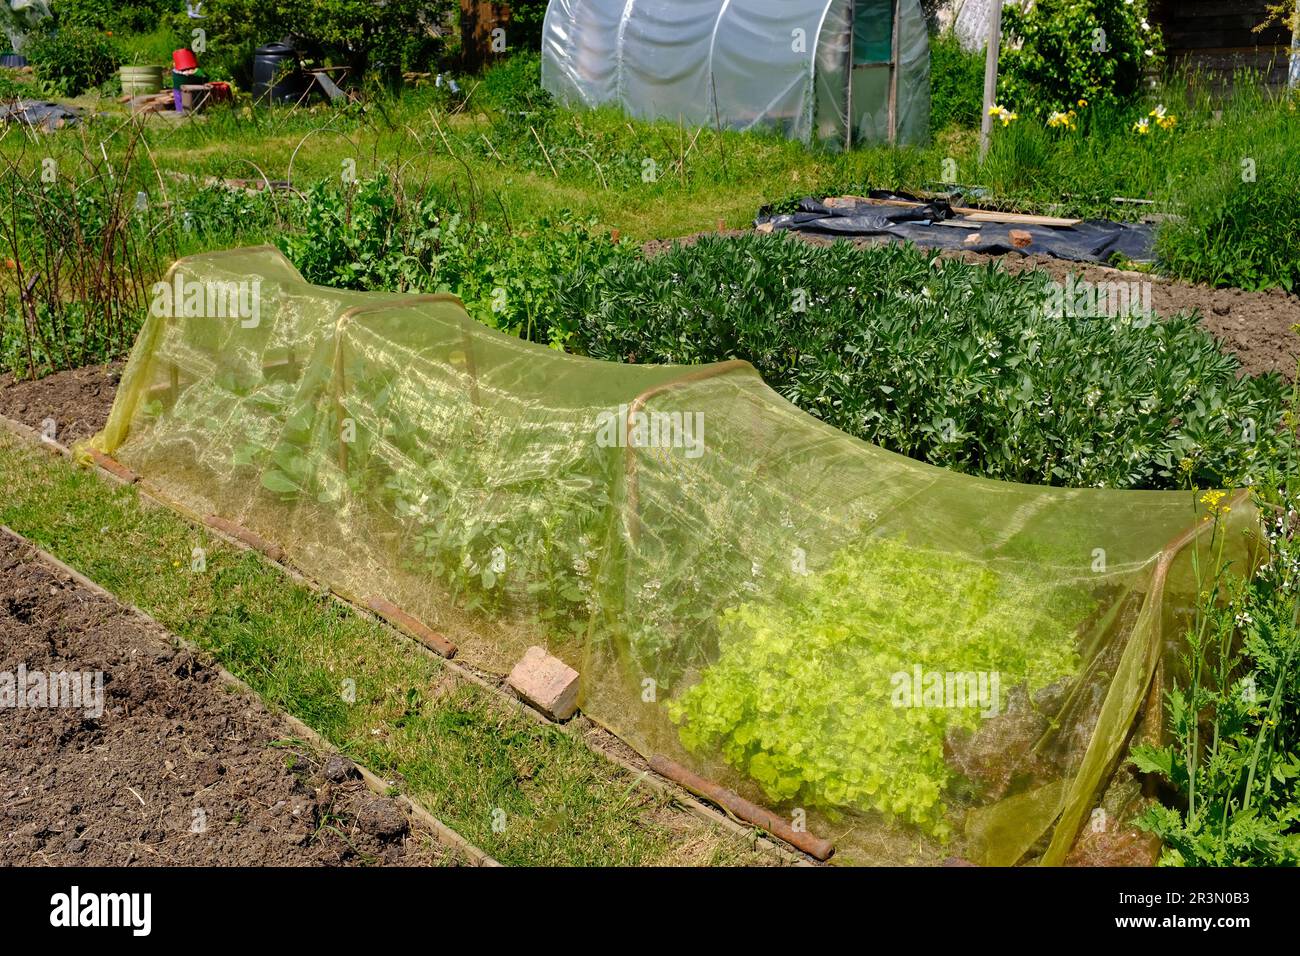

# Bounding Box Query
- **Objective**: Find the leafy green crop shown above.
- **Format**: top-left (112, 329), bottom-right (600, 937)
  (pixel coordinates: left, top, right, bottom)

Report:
top-left (929, 30), bottom-right (985, 133)
top-left (559, 233), bottom-right (1289, 490)
top-left (280, 174), bottom-right (630, 347)
top-left (667, 539), bottom-right (1087, 839)
top-left (182, 347), bottom-right (610, 636)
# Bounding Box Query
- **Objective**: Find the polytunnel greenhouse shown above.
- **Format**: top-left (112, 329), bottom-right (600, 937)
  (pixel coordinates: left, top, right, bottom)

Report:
top-left (540, 0), bottom-right (931, 147)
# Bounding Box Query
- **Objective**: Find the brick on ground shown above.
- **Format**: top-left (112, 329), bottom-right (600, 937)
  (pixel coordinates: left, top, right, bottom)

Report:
top-left (507, 646), bottom-right (580, 720)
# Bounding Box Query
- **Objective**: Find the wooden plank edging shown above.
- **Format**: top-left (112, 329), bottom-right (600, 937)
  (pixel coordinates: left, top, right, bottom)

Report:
top-left (649, 755), bottom-right (835, 862)
top-left (366, 595), bottom-right (458, 659)
top-left (203, 514), bottom-right (286, 563)
top-left (86, 449), bottom-right (139, 484)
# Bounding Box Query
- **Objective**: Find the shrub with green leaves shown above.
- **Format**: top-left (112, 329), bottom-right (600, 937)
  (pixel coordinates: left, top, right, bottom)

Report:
top-left (166, 0), bottom-right (452, 82)
top-left (558, 233), bottom-right (1288, 491)
top-left (929, 30), bottom-right (984, 132)
top-left (667, 540), bottom-right (1084, 838)
top-left (500, 0), bottom-right (549, 56)
top-left (0, 70), bottom-right (24, 99)
top-left (51, 0), bottom-right (172, 33)
top-left (999, 0), bottom-right (1163, 116)
top-left (479, 50), bottom-right (550, 113)
top-left (25, 22), bottom-right (119, 96)
top-left (279, 175), bottom-right (631, 346)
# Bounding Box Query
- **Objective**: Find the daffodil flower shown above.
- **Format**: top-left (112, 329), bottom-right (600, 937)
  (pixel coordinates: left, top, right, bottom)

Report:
top-left (1047, 109), bottom-right (1077, 130)
top-left (988, 104), bottom-right (1017, 126)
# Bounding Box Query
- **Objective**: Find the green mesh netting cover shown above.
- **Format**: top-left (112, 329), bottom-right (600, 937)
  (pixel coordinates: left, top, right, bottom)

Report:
top-left (88, 247), bottom-right (1256, 864)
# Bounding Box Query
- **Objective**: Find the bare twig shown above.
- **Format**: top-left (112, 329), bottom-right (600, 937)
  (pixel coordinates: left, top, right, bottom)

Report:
top-left (529, 125), bottom-right (559, 178)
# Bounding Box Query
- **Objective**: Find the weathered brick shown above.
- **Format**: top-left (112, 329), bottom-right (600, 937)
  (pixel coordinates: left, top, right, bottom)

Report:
top-left (507, 646), bottom-right (580, 720)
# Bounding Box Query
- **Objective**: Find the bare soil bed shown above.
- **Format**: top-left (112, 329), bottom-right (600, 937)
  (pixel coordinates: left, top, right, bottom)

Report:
top-left (0, 362), bottom-right (123, 446)
top-left (0, 529), bottom-right (451, 867)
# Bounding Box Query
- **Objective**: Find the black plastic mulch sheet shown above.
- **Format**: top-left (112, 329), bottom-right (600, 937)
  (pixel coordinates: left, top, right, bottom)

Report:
top-left (758, 194), bottom-right (1157, 265)
top-left (0, 100), bottom-right (82, 131)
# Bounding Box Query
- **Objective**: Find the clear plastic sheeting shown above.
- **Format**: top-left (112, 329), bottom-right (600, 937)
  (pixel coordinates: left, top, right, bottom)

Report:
top-left (539, 0), bottom-right (624, 108)
top-left (88, 247), bottom-right (1260, 865)
top-left (618, 0), bottom-right (715, 126)
top-left (813, 0), bottom-right (853, 145)
top-left (1, 0), bottom-right (52, 53)
top-left (708, 0), bottom-right (825, 142)
top-left (892, 0), bottom-right (930, 146)
top-left (540, 0), bottom-right (930, 147)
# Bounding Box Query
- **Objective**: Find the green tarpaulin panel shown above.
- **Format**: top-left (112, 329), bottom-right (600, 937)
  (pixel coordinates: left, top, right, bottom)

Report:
top-left (854, 0), bottom-right (894, 64)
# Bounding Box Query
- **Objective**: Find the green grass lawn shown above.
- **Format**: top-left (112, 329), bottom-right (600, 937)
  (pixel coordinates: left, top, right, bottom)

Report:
top-left (3, 54), bottom-right (1298, 344)
top-left (0, 431), bottom-right (775, 866)
top-left (5, 57), bottom-right (1296, 243)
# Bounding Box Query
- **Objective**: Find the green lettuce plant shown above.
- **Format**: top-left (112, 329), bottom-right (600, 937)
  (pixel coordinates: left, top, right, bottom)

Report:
top-left (666, 538), bottom-right (1088, 839)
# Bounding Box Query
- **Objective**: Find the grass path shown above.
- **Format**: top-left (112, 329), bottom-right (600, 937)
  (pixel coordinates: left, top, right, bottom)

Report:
top-left (0, 431), bottom-right (774, 866)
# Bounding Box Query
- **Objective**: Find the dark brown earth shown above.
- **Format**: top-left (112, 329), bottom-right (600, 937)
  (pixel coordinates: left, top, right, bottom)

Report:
top-left (0, 530), bottom-right (450, 866)
top-left (0, 362), bottom-right (123, 446)
top-left (642, 231), bottom-right (1300, 381)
